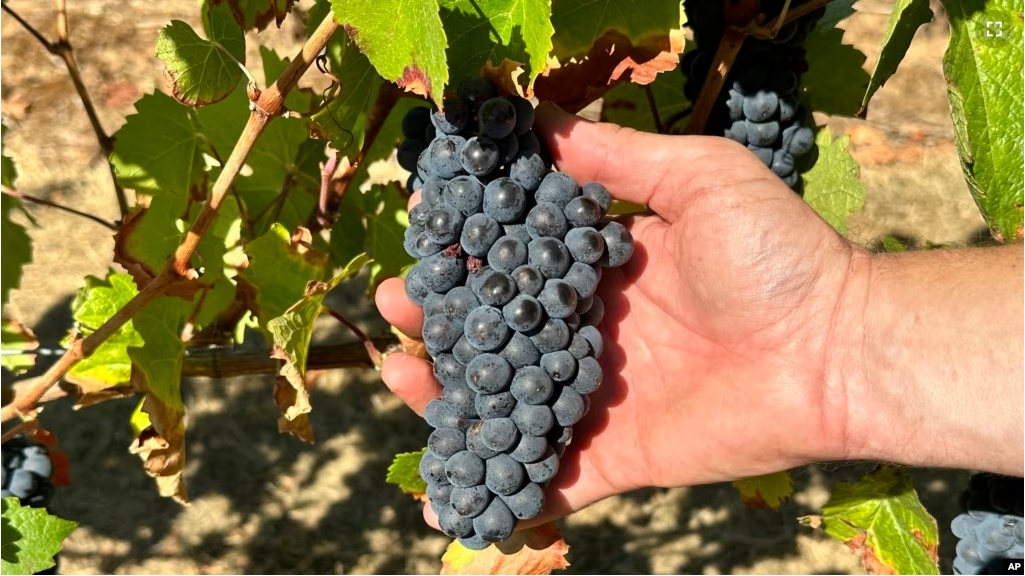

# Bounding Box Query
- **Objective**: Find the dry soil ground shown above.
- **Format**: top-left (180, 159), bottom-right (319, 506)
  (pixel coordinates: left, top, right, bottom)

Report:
top-left (1, 0), bottom-right (987, 573)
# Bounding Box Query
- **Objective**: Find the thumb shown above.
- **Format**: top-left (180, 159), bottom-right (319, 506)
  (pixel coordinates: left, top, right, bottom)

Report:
top-left (534, 102), bottom-right (777, 222)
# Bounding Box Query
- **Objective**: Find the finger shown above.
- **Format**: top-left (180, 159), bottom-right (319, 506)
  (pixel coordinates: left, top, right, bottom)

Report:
top-left (381, 352), bottom-right (441, 416)
top-left (534, 102), bottom-right (778, 222)
top-left (408, 189), bottom-right (422, 213)
top-left (375, 277), bottom-right (425, 339)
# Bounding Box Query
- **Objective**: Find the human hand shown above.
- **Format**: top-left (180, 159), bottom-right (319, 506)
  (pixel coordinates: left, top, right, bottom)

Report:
top-left (375, 103), bottom-right (864, 529)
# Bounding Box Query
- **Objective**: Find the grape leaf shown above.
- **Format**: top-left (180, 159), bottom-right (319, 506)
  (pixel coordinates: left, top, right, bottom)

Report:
top-left (156, 2), bottom-right (246, 107)
top-left (309, 32), bottom-right (384, 157)
top-left (1, 498), bottom-right (77, 575)
top-left (366, 184), bottom-right (414, 292)
top-left (802, 25), bottom-right (870, 117)
top-left (799, 466), bottom-right (939, 575)
top-left (127, 296), bottom-right (191, 502)
top-left (110, 91), bottom-right (206, 197)
top-left (439, 0), bottom-right (554, 89)
top-left (940, 2), bottom-right (1024, 241)
top-left (1, 195), bottom-right (32, 308)
top-left (818, 0), bottom-right (858, 29)
top-left (2, 124), bottom-right (17, 189)
top-left (801, 126), bottom-right (865, 236)
top-left (238, 225), bottom-right (329, 335)
top-left (385, 448), bottom-right (429, 496)
top-left (267, 253), bottom-right (369, 442)
top-left (63, 273), bottom-right (144, 390)
top-left (328, 198), bottom-right (368, 270)
top-left (440, 522), bottom-right (570, 574)
top-left (600, 64), bottom-right (692, 133)
top-left (861, 0), bottom-right (933, 114)
top-left (535, 3), bottom-right (685, 112)
top-left (114, 195), bottom-right (188, 286)
top-left (349, 97), bottom-right (427, 194)
top-left (259, 46), bottom-right (316, 114)
top-left (550, 0), bottom-right (678, 60)
top-left (207, 0), bottom-right (295, 31)
top-left (328, 0), bottom-right (448, 105)
top-left (195, 83), bottom-right (251, 160)
top-left (235, 118), bottom-right (325, 236)
top-left (733, 471), bottom-right (794, 510)
top-left (1, 320), bottom-right (38, 376)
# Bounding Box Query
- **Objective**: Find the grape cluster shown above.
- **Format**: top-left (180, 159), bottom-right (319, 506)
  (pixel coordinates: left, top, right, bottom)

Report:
top-left (951, 473), bottom-right (1024, 575)
top-left (2, 435), bottom-right (55, 507)
top-left (682, 1), bottom-right (820, 190)
top-left (398, 76), bottom-right (634, 549)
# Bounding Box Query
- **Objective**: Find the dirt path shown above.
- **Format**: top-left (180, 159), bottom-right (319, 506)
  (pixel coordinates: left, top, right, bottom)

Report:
top-left (2, 1), bottom-right (979, 573)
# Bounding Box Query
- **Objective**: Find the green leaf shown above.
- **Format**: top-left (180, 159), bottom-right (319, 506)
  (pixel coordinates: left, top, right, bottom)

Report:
top-left (329, 0), bottom-right (449, 106)
top-left (208, 0), bottom-right (295, 31)
top-left (110, 92), bottom-right (205, 197)
top-left (2, 124), bottom-right (18, 189)
top-left (236, 118), bottom-right (325, 236)
top-left (802, 25), bottom-right (870, 117)
top-left (1, 195), bottom-right (32, 308)
top-left (600, 64), bottom-right (691, 133)
top-left (1, 498), bottom-right (77, 575)
top-left (115, 195), bottom-right (187, 281)
top-left (0, 320), bottom-right (38, 376)
top-left (818, 0), bottom-right (858, 29)
top-left (266, 253), bottom-right (368, 442)
top-left (128, 296), bottom-right (190, 412)
top-left (861, 0), bottom-right (933, 112)
top-left (801, 127), bottom-right (865, 236)
top-left (550, 0), bottom-right (679, 61)
top-left (309, 34), bottom-right (384, 157)
top-left (940, 2), bottom-right (1024, 241)
top-left (195, 82), bottom-right (251, 160)
top-left (439, 0), bottom-right (554, 88)
top-left (156, 2), bottom-right (247, 107)
top-left (348, 97), bottom-right (427, 193)
top-left (799, 466), bottom-right (939, 575)
top-left (365, 184), bottom-right (414, 291)
top-left (259, 46), bottom-right (316, 114)
top-left (64, 273), bottom-right (144, 389)
top-left (385, 448), bottom-right (428, 495)
top-left (328, 198), bottom-right (368, 270)
top-left (238, 224), bottom-right (329, 335)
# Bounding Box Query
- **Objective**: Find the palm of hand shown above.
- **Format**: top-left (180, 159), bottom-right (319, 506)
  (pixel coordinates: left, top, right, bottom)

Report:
top-left (555, 182), bottom-right (853, 519)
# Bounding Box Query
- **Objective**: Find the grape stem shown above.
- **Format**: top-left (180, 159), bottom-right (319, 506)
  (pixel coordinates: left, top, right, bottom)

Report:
top-left (684, 26), bottom-right (746, 135)
top-left (322, 306), bottom-right (384, 369)
top-left (642, 85), bottom-right (664, 134)
top-left (0, 13), bottom-right (343, 424)
top-left (1, 187), bottom-right (119, 230)
top-left (3, 338), bottom-right (400, 412)
top-left (1, 0), bottom-right (131, 218)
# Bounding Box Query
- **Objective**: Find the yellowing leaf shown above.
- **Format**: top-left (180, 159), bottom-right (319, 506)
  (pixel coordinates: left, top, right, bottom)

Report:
top-left (441, 522), bottom-right (570, 575)
top-left (733, 471), bottom-right (794, 510)
top-left (799, 466), bottom-right (940, 575)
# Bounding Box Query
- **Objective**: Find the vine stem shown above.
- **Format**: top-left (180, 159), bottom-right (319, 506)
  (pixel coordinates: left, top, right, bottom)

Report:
top-left (322, 307), bottom-right (383, 368)
top-left (4, 338), bottom-right (400, 410)
top-left (642, 85), bottom-right (664, 134)
top-left (2, 187), bottom-right (118, 230)
top-left (684, 26), bottom-right (746, 136)
top-left (0, 14), bottom-right (342, 424)
top-left (3, 0), bottom-right (131, 217)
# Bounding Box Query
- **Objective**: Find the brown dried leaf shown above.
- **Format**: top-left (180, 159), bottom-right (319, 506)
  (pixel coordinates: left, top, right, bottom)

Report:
top-left (272, 375), bottom-right (315, 443)
top-left (441, 523), bottom-right (570, 575)
top-left (481, 60), bottom-right (528, 98)
top-left (535, 29), bottom-right (683, 113)
top-left (128, 375), bottom-right (188, 504)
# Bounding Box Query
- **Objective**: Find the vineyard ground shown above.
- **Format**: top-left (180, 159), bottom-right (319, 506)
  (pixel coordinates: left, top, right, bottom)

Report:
top-left (1, 0), bottom-right (985, 573)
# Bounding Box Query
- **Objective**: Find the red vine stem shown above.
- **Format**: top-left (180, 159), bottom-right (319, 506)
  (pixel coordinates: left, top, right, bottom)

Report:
top-left (2, 0), bottom-right (130, 217)
top-left (0, 14), bottom-right (342, 424)
top-left (322, 307), bottom-right (383, 368)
